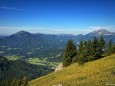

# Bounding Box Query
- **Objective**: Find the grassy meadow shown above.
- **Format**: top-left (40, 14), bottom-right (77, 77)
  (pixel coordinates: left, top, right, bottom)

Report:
top-left (6, 55), bottom-right (20, 60)
top-left (27, 57), bottom-right (59, 69)
top-left (29, 54), bottom-right (115, 86)
top-left (5, 55), bottom-right (59, 69)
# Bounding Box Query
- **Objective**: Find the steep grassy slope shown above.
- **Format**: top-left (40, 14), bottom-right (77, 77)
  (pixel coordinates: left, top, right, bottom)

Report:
top-left (29, 54), bottom-right (115, 86)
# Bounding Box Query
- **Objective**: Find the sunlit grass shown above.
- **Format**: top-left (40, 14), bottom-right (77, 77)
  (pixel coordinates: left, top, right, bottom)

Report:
top-left (27, 57), bottom-right (59, 69)
top-left (6, 55), bottom-right (20, 60)
top-left (27, 58), bottom-right (44, 65)
top-left (0, 51), bottom-right (4, 54)
top-left (29, 54), bottom-right (115, 86)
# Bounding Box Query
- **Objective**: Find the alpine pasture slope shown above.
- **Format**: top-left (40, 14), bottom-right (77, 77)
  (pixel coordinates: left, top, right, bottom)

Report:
top-left (29, 54), bottom-right (115, 86)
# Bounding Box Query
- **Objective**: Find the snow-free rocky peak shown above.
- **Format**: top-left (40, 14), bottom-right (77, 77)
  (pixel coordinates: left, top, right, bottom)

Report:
top-left (86, 29), bottom-right (115, 36)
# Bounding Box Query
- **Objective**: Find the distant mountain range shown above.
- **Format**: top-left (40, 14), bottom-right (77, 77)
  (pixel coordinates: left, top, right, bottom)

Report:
top-left (0, 31), bottom-right (76, 59)
top-left (0, 35), bottom-right (6, 38)
top-left (0, 29), bottom-right (115, 59)
top-left (0, 29), bottom-right (115, 82)
top-left (86, 29), bottom-right (115, 36)
top-left (80, 29), bottom-right (115, 42)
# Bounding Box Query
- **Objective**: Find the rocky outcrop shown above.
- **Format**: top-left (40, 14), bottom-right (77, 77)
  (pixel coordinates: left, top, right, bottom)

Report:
top-left (52, 84), bottom-right (62, 86)
top-left (55, 63), bottom-right (63, 71)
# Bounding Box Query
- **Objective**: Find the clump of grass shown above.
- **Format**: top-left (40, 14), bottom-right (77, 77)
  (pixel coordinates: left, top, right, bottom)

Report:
top-left (110, 69), bottom-right (115, 76)
top-left (75, 76), bottom-right (87, 81)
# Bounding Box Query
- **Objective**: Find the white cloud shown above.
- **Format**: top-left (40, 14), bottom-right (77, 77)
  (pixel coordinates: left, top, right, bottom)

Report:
top-left (89, 26), bottom-right (115, 31)
top-left (0, 26), bottom-right (114, 36)
top-left (0, 6), bottom-right (24, 11)
top-left (0, 26), bottom-right (55, 35)
top-left (0, 26), bottom-right (81, 35)
top-left (0, 26), bottom-right (34, 35)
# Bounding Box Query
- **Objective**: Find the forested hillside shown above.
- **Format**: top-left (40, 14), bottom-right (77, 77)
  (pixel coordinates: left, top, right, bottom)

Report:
top-left (0, 56), bottom-right (53, 84)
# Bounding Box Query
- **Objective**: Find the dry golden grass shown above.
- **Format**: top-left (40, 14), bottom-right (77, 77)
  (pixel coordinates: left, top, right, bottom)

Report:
top-left (29, 54), bottom-right (115, 86)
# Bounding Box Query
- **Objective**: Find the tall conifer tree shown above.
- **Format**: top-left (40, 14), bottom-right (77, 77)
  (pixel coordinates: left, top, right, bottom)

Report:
top-left (92, 37), bottom-right (101, 60)
top-left (106, 39), bottom-right (113, 55)
top-left (63, 40), bottom-right (76, 67)
top-left (99, 36), bottom-right (105, 55)
top-left (77, 39), bottom-right (86, 65)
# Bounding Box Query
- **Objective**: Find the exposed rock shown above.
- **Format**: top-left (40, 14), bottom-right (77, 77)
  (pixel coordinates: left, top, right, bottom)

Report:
top-left (52, 84), bottom-right (62, 86)
top-left (55, 63), bottom-right (63, 71)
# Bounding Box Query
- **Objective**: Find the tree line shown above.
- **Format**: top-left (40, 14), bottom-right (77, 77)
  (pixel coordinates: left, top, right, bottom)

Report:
top-left (63, 36), bottom-right (115, 67)
top-left (0, 76), bottom-right (28, 86)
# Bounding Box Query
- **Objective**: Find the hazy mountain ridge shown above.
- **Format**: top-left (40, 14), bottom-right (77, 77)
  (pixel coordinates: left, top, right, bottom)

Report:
top-left (0, 29), bottom-right (115, 83)
top-left (0, 31), bottom-right (76, 59)
top-left (79, 29), bottom-right (115, 42)
top-left (0, 35), bottom-right (6, 38)
top-left (0, 29), bottom-right (115, 59)
top-left (86, 29), bottom-right (115, 36)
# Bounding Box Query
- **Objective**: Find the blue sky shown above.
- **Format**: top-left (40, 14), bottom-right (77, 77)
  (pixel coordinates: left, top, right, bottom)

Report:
top-left (0, 0), bottom-right (115, 35)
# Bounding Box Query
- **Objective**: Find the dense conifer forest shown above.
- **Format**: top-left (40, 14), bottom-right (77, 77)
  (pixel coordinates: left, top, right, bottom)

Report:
top-left (63, 36), bottom-right (115, 67)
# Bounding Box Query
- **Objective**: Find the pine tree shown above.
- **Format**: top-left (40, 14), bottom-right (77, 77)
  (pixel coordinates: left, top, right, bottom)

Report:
top-left (78, 39), bottom-right (84, 54)
top-left (82, 41), bottom-right (89, 62)
top-left (87, 39), bottom-right (94, 61)
top-left (83, 40), bottom-right (93, 62)
top-left (113, 44), bottom-right (115, 53)
top-left (63, 40), bottom-right (76, 67)
top-left (99, 36), bottom-right (105, 55)
top-left (0, 78), bottom-right (19, 86)
top-left (106, 39), bottom-right (113, 55)
top-left (92, 37), bottom-right (101, 60)
top-left (77, 39), bottom-right (87, 65)
top-left (77, 52), bottom-right (86, 65)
